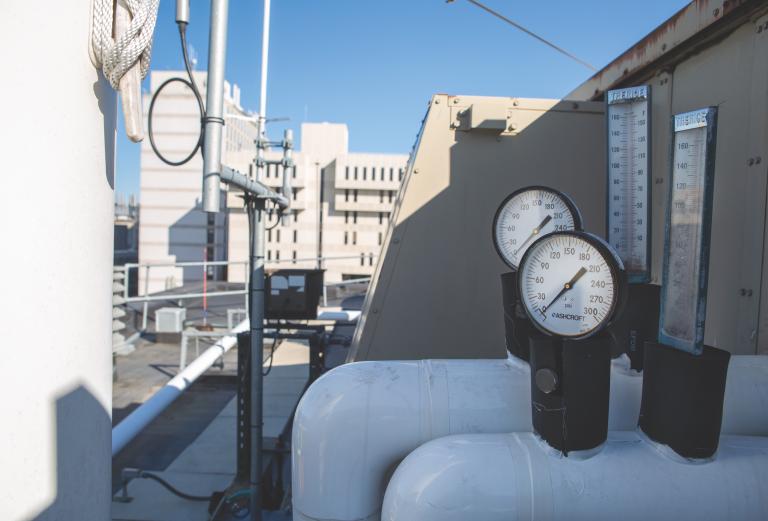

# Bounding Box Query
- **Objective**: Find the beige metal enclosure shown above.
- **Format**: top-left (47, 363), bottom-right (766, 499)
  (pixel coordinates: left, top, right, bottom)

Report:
top-left (349, 97), bottom-right (605, 360)
top-left (350, 0), bottom-right (768, 360)
top-left (570, 0), bottom-right (768, 355)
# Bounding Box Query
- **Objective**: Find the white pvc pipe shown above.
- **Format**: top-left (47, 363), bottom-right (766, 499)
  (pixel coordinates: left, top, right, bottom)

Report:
top-left (382, 431), bottom-right (768, 521)
top-left (292, 355), bottom-right (768, 521)
top-left (112, 320), bottom-right (248, 456)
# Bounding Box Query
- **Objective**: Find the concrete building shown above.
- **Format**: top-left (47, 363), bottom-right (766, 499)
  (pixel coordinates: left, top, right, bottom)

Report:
top-left (139, 71), bottom-right (408, 292)
top-left (139, 70), bottom-right (257, 293)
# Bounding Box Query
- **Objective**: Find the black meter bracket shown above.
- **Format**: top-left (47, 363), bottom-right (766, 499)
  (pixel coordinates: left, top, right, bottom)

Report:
top-left (500, 271), bottom-right (533, 361)
top-left (609, 283), bottom-right (660, 370)
top-left (528, 331), bottom-right (611, 454)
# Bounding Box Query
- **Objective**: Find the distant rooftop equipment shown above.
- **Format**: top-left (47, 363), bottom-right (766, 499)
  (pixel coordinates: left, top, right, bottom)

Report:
top-left (155, 307), bottom-right (186, 333)
top-left (266, 269), bottom-right (324, 320)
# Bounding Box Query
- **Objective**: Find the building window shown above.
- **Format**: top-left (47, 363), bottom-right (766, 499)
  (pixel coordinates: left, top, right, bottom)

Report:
top-left (292, 166), bottom-right (297, 179)
top-left (345, 211), bottom-right (349, 224)
top-left (276, 250), bottom-right (280, 261)
top-left (363, 167), bottom-right (367, 181)
top-left (379, 212), bottom-right (384, 225)
top-left (345, 189), bottom-right (349, 202)
top-left (345, 166), bottom-right (349, 180)
top-left (389, 168), bottom-right (394, 181)
top-left (353, 231), bottom-right (357, 245)
top-left (378, 232), bottom-right (382, 246)
top-left (399, 168), bottom-right (404, 181)
top-left (276, 230), bottom-right (281, 242)
top-left (292, 251), bottom-right (297, 264)
top-left (267, 250), bottom-right (271, 261)
top-left (388, 191), bottom-right (393, 203)
top-left (369, 254), bottom-right (374, 266)
top-left (353, 190), bottom-right (358, 202)
top-left (379, 190), bottom-right (384, 203)
top-left (360, 254), bottom-right (365, 266)
top-left (354, 167), bottom-right (358, 180)
top-left (353, 211), bottom-right (358, 224)
top-left (380, 167), bottom-right (385, 181)
top-left (344, 231), bottom-right (348, 245)
top-left (293, 210), bottom-right (298, 223)
top-left (267, 229), bottom-right (272, 242)
top-left (293, 230), bottom-right (298, 243)
top-left (292, 188), bottom-right (298, 201)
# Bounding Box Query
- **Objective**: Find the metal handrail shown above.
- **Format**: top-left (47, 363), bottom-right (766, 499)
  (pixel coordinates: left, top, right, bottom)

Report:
top-left (120, 256), bottom-right (376, 331)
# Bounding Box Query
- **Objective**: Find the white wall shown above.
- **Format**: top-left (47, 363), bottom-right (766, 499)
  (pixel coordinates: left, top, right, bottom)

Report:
top-left (0, 1), bottom-right (116, 519)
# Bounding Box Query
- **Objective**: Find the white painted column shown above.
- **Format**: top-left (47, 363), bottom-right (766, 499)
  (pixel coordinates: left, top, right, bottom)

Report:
top-left (0, 2), bottom-right (117, 519)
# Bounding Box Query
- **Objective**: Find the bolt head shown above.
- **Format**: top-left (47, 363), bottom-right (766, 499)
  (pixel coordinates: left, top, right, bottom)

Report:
top-left (535, 368), bottom-right (559, 394)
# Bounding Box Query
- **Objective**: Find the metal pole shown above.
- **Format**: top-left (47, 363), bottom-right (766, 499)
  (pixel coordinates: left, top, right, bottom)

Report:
top-left (256, 0), bottom-right (271, 183)
top-left (142, 265), bottom-right (150, 331)
top-left (202, 0), bottom-right (229, 213)
top-left (248, 198), bottom-right (266, 521)
top-left (316, 161), bottom-right (323, 270)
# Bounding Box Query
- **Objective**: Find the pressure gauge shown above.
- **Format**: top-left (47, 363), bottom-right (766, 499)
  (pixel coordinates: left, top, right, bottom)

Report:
top-left (658, 107), bottom-right (718, 354)
top-left (518, 231), bottom-right (627, 339)
top-left (493, 186), bottom-right (583, 270)
top-left (606, 85), bottom-right (651, 283)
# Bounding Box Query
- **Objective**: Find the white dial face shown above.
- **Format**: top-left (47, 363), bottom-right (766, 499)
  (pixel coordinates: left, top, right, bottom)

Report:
top-left (494, 188), bottom-right (579, 269)
top-left (520, 234), bottom-right (618, 338)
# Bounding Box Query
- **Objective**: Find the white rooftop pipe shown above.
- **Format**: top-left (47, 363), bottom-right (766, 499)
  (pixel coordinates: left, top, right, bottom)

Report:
top-left (112, 320), bottom-right (248, 455)
top-left (382, 431), bottom-right (768, 521)
top-left (292, 355), bottom-right (768, 521)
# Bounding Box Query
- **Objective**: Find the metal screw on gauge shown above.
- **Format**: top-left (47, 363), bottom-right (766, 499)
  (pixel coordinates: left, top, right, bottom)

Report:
top-left (535, 368), bottom-right (559, 394)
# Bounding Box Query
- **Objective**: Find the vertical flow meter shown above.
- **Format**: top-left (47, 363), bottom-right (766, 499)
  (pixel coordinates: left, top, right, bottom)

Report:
top-left (607, 86), bottom-right (651, 280)
top-left (658, 108), bottom-right (718, 354)
top-left (517, 231), bottom-right (627, 454)
top-left (639, 107), bottom-right (731, 460)
top-left (493, 186), bottom-right (583, 360)
top-left (605, 85), bottom-right (660, 369)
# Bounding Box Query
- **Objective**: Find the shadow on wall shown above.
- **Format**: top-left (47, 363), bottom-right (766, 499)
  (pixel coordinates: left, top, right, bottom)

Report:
top-left (33, 385), bottom-right (112, 520)
top-left (349, 99), bottom-right (607, 362)
top-left (168, 201), bottom-right (228, 287)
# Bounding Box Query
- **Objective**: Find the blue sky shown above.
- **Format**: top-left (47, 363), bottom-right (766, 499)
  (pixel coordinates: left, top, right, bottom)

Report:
top-left (116, 0), bottom-right (690, 198)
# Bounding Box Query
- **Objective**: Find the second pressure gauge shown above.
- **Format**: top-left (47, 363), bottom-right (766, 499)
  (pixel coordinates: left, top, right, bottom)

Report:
top-left (493, 186), bottom-right (583, 270)
top-left (518, 231), bottom-right (627, 339)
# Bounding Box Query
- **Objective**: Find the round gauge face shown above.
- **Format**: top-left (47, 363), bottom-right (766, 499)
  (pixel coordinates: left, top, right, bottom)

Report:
top-left (518, 231), bottom-right (626, 339)
top-left (493, 187), bottom-right (583, 270)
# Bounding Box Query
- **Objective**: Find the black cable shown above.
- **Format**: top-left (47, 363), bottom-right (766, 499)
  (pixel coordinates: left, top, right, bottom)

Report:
top-left (135, 470), bottom-right (212, 502)
top-left (262, 334), bottom-right (281, 376)
top-left (147, 22), bottom-right (207, 166)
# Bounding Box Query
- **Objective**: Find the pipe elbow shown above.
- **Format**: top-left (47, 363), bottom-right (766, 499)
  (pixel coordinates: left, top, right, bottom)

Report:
top-left (382, 435), bottom-right (520, 521)
top-left (292, 361), bottom-right (423, 521)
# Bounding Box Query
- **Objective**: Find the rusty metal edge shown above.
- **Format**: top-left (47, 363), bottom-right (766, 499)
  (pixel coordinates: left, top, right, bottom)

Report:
top-left (568, 0), bottom-right (768, 101)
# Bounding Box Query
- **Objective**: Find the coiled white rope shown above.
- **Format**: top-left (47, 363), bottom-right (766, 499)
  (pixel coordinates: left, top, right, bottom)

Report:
top-left (91, 0), bottom-right (160, 89)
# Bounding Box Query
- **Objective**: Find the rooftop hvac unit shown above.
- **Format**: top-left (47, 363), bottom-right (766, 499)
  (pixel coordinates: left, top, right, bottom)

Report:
top-left (266, 269), bottom-right (324, 320)
top-left (155, 307), bottom-right (186, 333)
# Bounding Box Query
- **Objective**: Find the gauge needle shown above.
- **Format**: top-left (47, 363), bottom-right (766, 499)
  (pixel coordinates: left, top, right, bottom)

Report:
top-left (514, 215), bottom-right (552, 256)
top-left (541, 266), bottom-right (587, 314)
